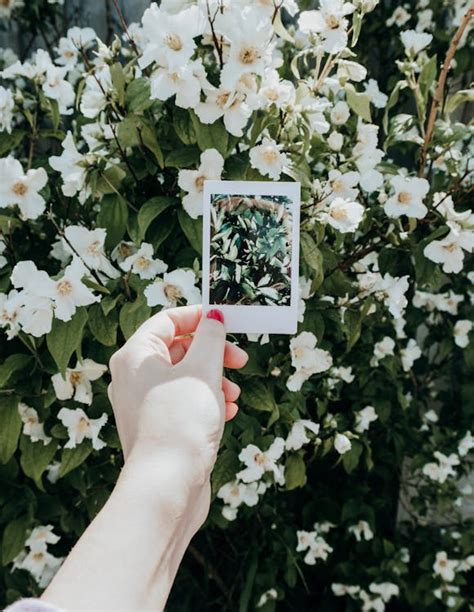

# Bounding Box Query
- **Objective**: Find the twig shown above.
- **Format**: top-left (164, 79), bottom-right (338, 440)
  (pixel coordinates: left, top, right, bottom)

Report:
top-left (418, 3), bottom-right (474, 176)
top-left (187, 544), bottom-right (231, 601)
top-left (206, 0), bottom-right (224, 69)
top-left (112, 0), bottom-right (140, 58)
top-left (104, 0), bottom-right (115, 45)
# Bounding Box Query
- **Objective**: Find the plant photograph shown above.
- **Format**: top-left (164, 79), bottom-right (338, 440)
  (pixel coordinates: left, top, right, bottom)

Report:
top-left (209, 193), bottom-right (293, 307)
top-left (0, 0), bottom-right (473, 610)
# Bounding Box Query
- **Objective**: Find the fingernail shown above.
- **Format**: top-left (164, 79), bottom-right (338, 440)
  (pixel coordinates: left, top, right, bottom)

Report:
top-left (207, 309), bottom-right (224, 324)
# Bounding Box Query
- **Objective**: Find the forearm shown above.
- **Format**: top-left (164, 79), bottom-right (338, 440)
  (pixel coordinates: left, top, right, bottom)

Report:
top-left (40, 448), bottom-right (206, 611)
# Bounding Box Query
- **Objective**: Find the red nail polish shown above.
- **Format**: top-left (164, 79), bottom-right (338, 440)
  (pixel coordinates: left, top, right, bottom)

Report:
top-left (207, 309), bottom-right (224, 324)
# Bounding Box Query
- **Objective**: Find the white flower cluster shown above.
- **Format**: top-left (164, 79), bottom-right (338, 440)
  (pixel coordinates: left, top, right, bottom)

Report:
top-left (332, 580), bottom-right (399, 611)
top-left (287, 331), bottom-right (333, 392)
top-left (18, 403), bottom-right (52, 445)
top-left (12, 525), bottom-right (63, 588)
top-left (296, 521), bottom-right (335, 565)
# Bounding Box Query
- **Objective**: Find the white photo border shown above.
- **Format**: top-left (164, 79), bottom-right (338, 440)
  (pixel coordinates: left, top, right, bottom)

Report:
top-left (202, 180), bottom-right (301, 334)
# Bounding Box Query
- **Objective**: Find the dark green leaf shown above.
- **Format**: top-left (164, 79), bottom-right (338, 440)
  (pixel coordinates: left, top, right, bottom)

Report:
top-left (173, 108), bottom-right (197, 145)
top-left (285, 454), bottom-right (307, 490)
top-left (190, 112), bottom-right (229, 157)
top-left (178, 209), bottom-right (202, 254)
top-left (241, 380), bottom-right (276, 413)
top-left (59, 443), bottom-right (93, 478)
top-left (47, 307), bottom-right (89, 376)
top-left (0, 354), bottom-right (32, 388)
top-left (19, 435), bottom-right (58, 491)
top-left (0, 396), bottom-right (21, 465)
top-left (1, 515), bottom-right (30, 566)
top-left (119, 295), bottom-right (151, 340)
top-left (88, 303), bottom-right (118, 346)
top-left (125, 78), bottom-right (153, 113)
top-left (137, 196), bottom-right (175, 242)
top-left (96, 194), bottom-right (129, 249)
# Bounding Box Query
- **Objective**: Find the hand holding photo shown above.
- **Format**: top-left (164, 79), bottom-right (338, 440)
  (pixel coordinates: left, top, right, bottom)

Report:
top-left (202, 180), bottom-right (301, 334)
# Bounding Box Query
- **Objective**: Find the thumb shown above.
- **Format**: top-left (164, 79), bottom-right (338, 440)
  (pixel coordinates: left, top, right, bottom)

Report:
top-left (183, 309), bottom-right (226, 387)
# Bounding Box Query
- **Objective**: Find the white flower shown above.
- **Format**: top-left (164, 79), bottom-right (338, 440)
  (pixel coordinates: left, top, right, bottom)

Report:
top-left (55, 26), bottom-right (96, 69)
top-left (384, 176), bottom-right (429, 219)
top-left (237, 437), bottom-right (285, 483)
top-left (332, 583), bottom-right (361, 597)
top-left (400, 30), bottom-right (433, 55)
top-left (371, 336), bottom-right (395, 366)
top-left (298, 276), bottom-right (313, 322)
top-left (323, 169), bottom-right (360, 204)
top-left (63, 226), bottom-right (120, 279)
top-left (15, 548), bottom-right (63, 586)
top-left (249, 137), bottom-right (289, 180)
top-left (354, 405), bottom-right (378, 433)
top-left (256, 588), bottom-right (277, 608)
top-left (0, 239), bottom-right (6, 269)
top-left (149, 60), bottom-right (205, 109)
top-left (285, 419), bottom-right (320, 451)
top-left (348, 520), bottom-right (374, 541)
top-left (400, 338), bottom-right (422, 371)
top-left (259, 70), bottom-right (295, 110)
top-left (217, 480), bottom-right (262, 509)
top-left (178, 149), bottom-right (225, 218)
top-left (359, 590), bottom-right (385, 612)
top-left (334, 432), bottom-right (351, 454)
top-left (222, 505), bottom-right (238, 521)
top-left (433, 551), bottom-right (458, 582)
top-left (138, 4), bottom-right (206, 71)
top-left (111, 241), bottom-right (137, 264)
top-left (58, 406), bottom-right (108, 451)
top-left (424, 409), bottom-right (438, 423)
top-left (303, 536), bottom-right (334, 565)
top-left (458, 431), bottom-right (474, 457)
top-left (369, 582), bottom-right (399, 603)
top-left (0, 156), bottom-right (48, 220)
top-left (373, 273), bottom-right (410, 319)
top-left (287, 331), bottom-right (333, 391)
top-left (423, 230), bottom-right (473, 274)
top-left (42, 65), bottom-right (75, 114)
top-left (330, 100), bottom-right (350, 125)
top-left (46, 462), bottom-right (61, 484)
top-left (386, 6), bottom-right (411, 27)
top-left (422, 451), bottom-right (460, 484)
top-left (80, 65), bottom-right (112, 119)
top-left (145, 269), bottom-right (201, 308)
top-left (219, 14), bottom-right (273, 90)
top-left (0, 289), bottom-right (24, 340)
top-left (18, 403), bottom-right (52, 445)
top-left (52, 359), bottom-right (107, 405)
top-left (298, 1), bottom-right (355, 54)
top-left (119, 242), bottom-right (168, 280)
top-left (0, 85), bottom-right (14, 132)
top-left (453, 319), bottom-right (472, 348)
top-left (49, 132), bottom-right (89, 199)
top-left (364, 79), bottom-right (388, 108)
top-left (328, 131), bottom-right (344, 151)
top-left (25, 525), bottom-right (60, 553)
top-left (0, 0), bottom-right (24, 19)
top-left (196, 87), bottom-right (252, 137)
top-left (319, 197), bottom-right (364, 233)
top-left (337, 60), bottom-right (367, 82)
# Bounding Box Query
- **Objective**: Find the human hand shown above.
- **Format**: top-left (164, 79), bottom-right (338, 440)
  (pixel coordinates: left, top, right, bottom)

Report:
top-left (107, 304), bottom-right (248, 479)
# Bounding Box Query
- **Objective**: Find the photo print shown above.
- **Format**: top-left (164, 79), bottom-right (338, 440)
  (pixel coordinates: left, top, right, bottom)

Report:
top-left (202, 180), bottom-right (301, 334)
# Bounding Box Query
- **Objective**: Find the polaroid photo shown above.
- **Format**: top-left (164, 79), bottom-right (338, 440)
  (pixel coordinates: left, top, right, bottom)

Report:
top-left (202, 180), bottom-right (301, 335)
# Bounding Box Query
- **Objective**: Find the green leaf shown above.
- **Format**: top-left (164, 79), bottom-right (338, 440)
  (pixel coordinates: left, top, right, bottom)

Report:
top-left (88, 303), bottom-right (118, 346)
top-left (383, 80), bottom-right (407, 134)
top-left (1, 515), bottom-right (30, 566)
top-left (211, 449), bottom-right (240, 496)
top-left (59, 443), bottom-right (93, 478)
top-left (0, 396), bottom-right (21, 465)
top-left (241, 380), bottom-right (276, 413)
top-left (19, 435), bottom-right (58, 491)
top-left (47, 307), bottom-right (89, 376)
top-left (137, 196), bottom-right (175, 243)
top-left (342, 440), bottom-right (363, 474)
top-left (273, 9), bottom-right (294, 42)
top-left (285, 454), bottom-right (307, 490)
top-left (0, 354), bottom-right (32, 388)
top-left (345, 86), bottom-right (371, 123)
top-left (0, 130), bottom-right (27, 156)
top-left (165, 147), bottom-right (201, 168)
top-left (49, 98), bottom-right (60, 131)
top-left (101, 295), bottom-right (120, 315)
top-left (117, 117), bottom-right (164, 168)
top-left (419, 55), bottom-right (437, 103)
top-left (173, 108), bottom-right (197, 145)
top-left (147, 210), bottom-right (177, 250)
top-left (344, 298), bottom-right (374, 351)
top-left (125, 77), bottom-right (153, 113)
top-left (301, 232), bottom-right (324, 291)
top-left (444, 89), bottom-right (474, 115)
top-left (178, 209), bottom-right (202, 254)
top-left (96, 193), bottom-right (129, 249)
top-left (239, 550), bottom-right (258, 612)
top-left (0, 214), bottom-right (22, 234)
top-left (110, 62), bottom-right (126, 107)
top-left (94, 165), bottom-right (126, 196)
top-left (190, 112), bottom-right (229, 157)
top-left (119, 295), bottom-right (151, 340)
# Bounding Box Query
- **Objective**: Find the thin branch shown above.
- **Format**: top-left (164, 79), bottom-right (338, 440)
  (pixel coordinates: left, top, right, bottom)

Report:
top-left (206, 0), bottom-right (224, 69)
top-left (418, 3), bottom-right (474, 176)
top-left (104, 0), bottom-right (115, 45)
top-left (112, 0), bottom-right (140, 58)
top-left (187, 544), bottom-right (231, 602)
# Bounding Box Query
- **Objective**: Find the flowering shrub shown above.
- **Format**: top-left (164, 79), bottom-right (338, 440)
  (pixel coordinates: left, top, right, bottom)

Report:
top-left (0, 0), bottom-right (473, 609)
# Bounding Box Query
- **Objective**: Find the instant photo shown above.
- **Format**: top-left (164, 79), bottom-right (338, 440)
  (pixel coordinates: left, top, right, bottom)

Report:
top-left (202, 180), bottom-right (301, 334)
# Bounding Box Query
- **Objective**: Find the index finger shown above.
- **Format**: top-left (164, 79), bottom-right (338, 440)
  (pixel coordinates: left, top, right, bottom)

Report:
top-left (133, 304), bottom-right (202, 348)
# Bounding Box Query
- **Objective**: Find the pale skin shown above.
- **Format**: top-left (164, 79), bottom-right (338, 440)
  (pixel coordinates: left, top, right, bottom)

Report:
top-left (40, 305), bottom-right (248, 611)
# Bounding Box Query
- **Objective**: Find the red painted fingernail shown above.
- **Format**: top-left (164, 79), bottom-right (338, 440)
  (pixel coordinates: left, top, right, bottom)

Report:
top-left (207, 309), bottom-right (224, 324)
